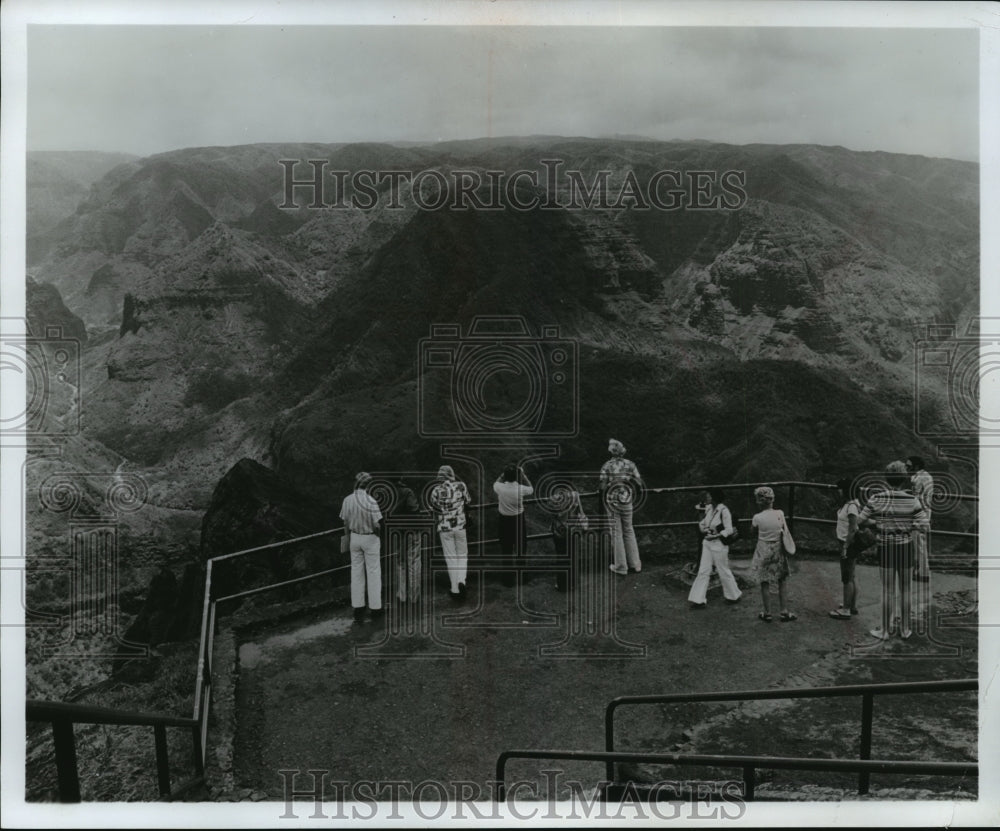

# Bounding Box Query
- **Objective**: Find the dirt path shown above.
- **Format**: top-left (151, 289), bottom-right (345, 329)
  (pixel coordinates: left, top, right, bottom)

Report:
top-left (229, 560), bottom-right (977, 801)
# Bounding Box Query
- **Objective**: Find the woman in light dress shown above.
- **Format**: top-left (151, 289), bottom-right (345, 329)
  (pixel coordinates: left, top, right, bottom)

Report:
top-left (750, 486), bottom-right (796, 622)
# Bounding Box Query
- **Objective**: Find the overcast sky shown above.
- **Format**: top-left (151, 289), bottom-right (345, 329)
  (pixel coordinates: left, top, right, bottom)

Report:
top-left (25, 25), bottom-right (980, 160)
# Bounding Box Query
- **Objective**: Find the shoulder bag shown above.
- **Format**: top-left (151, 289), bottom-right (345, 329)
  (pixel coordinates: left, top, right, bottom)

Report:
top-left (779, 510), bottom-right (796, 555)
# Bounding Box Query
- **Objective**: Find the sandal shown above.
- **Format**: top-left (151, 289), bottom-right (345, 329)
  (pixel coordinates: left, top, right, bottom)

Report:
top-left (779, 611), bottom-right (798, 622)
top-left (758, 612), bottom-right (773, 622)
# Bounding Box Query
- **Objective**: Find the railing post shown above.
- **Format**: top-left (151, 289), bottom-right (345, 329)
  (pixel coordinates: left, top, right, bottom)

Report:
top-left (495, 754), bottom-right (507, 802)
top-left (51, 720), bottom-right (81, 802)
top-left (787, 483), bottom-right (796, 537)
top-left (743, 765), bottom-right (755, 801)
top-left (859, 692), bottom-right (874, 795)
top-left (192, 723), bottom-right (205, 778)
top-left (154, 724), bottom-right (171, 797)
top-left (605, 703), bottom-right (617, 784)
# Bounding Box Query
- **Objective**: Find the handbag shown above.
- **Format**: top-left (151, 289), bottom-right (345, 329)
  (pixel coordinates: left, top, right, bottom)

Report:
top-left (847, 525), bottom-right (878, 556)
top-left (340, 531), bottom-right (351, 554)
top-left (707, 506), bottom-right (739, 545)
top-left (779, 511), bottom-right (796, 555)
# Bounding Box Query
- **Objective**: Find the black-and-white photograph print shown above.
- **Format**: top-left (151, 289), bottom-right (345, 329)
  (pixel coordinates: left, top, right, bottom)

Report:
top-left (1, 1), bottom-right (997, 827)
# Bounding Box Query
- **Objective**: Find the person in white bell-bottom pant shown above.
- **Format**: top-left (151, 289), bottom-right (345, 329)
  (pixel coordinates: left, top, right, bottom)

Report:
top-left (688, 489), bottom-right (741, 606)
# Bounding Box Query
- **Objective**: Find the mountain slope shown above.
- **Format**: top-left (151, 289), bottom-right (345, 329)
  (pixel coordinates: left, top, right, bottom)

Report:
top-left (24, 137), bottom-right (978, 556)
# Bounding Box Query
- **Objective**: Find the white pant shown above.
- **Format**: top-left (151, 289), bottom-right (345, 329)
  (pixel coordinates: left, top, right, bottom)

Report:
top-left (439, 528), bottom-right (468, 592)
top-left (609, 503), bottom-right (641, 572)
top-left (350, 532), bottom-right (382, 610)
top-left (688, 540), bottom-right (741, 604)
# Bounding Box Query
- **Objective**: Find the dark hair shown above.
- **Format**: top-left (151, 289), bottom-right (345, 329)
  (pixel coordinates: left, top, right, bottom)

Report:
top-left (501, 465), bottom-right (518, 482)
top-left (708, 488), bottom-right (726, 504)
top-left (836, 478), bottom-right (853, 501)
top-left (907, 456), bottom-right (924, 470)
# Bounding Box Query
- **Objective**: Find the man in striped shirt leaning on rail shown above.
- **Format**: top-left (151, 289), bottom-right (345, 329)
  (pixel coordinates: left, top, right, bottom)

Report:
top-left (340, 472), bottom-right (384, 624)
top-left (858, 460), bottom-right (930, 641)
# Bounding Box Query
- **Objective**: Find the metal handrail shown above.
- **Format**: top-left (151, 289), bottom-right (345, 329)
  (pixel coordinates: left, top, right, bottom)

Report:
top-left (604, 678), bottom-right (978, 795)
top-left (203, 478), bottom-right (978, 563)
top-left (25, 699), bottom-right (202, 802)
top-left (494, 749), bottom-right (977, 802)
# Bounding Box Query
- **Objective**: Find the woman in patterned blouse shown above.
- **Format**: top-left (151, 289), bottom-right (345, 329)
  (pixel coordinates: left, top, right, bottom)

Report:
top-left (599, 439), bottom-right (643, 575)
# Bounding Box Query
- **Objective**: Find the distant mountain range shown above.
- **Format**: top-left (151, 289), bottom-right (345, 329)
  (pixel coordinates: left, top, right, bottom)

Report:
top-left (23, 138), bottom-right (979, 588)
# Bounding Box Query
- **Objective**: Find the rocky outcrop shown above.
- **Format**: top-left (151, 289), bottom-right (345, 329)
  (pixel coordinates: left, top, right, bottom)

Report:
top-left (26, 277), bottom-right (87, 344)
top-left (199, 458), bottom-right (342, 600)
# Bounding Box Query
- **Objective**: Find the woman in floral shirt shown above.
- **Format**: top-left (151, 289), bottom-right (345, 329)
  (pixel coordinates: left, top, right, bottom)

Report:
top-left (599, 439), bottom-right (642, 575)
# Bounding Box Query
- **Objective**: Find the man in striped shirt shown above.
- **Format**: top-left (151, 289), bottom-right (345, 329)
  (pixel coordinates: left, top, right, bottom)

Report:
top-left (340, 472), bottom-right (383, 623)
top-left (858, 461), bottom-right (929, 641)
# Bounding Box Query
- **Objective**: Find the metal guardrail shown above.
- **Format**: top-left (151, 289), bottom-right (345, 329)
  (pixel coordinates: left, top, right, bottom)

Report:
top-left (25, 699), bottom-right (203, 802)
top-left (602, 678), bottom-right (978, 796)
top-left (28, 479), bottom-right (978, 801)
top-left (494, 749), bottom-right (977, 802)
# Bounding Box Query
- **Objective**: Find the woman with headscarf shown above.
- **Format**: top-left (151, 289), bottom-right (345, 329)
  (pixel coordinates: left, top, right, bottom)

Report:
top-left (750, 486), bottom-right (796, 622)
top-left (687, 488), bottom-right (742, 608)
top-left (599, 439), bottom-right (643, 575)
